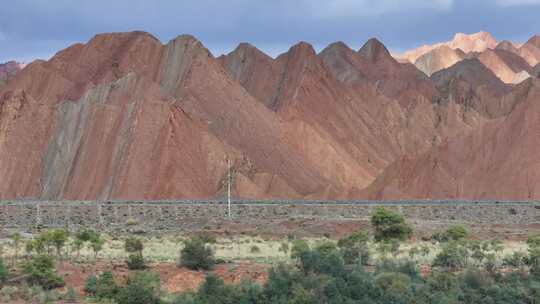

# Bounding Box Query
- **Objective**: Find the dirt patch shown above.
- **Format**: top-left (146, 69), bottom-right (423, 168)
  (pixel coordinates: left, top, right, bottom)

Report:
top-left (58, 260), bottom-right (269, 296)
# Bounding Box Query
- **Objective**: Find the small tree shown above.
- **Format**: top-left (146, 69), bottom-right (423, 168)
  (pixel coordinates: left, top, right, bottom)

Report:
top-left (125, 237), bottom-right (144, 257)
top-left (49, 229), bottom-right (69, 259)
top-left (22, 255), bottom-right (65, 290)
top-left (290, 239), bottom-right (310, 259)
top-left (115, 271), bottom-right (161, 304)
top-left (180, 237), bottom-right (215, 271)
top-left (125, 237), bottom-right (145, 270)
top-left (371, 208), bottom-right (413, 242)
top-left (527, 234), bottom-right (540, 248)
top-left (432, 242), bottom-right (468, 270)
top-left (89, 234), bottom-right (105, 260)
top-left (84, 271), bottom-right (119, 300)
top-left (337, 230), bottom-right (370, 265)
top-left (75, 230), bottom-right (94, 243)
top-left (409, 247), bottom-right (421, 261)
top-left (0, 258), bottom-right (7, 285)
top-left (71, 239), bottom-right (84, 260)
top-left (127, 254), bottom-right (146, 270)
top-left (10, 232), bottom-right (22, 266)
top-left (445, 225), bottom-right (468, 241)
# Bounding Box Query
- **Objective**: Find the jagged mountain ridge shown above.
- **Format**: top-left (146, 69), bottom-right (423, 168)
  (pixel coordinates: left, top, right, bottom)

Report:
top-left (398, 32), bottom-right (539, 85)
top-left (0, 31), bottom-right (538, 200)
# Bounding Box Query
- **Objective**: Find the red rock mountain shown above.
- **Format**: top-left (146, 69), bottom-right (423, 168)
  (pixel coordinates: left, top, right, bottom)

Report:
top-left (401, 32), bottom-right (537, 85)
top-left (398, 31), bottom-right (497, 63)
top-left (476, 49), bottom-right (532, 84)
top-left (519, 35), bottom-right (540, 66)
top-left (414, 45), bottom-right (465, 76)
top-left (362, 78), bottom-right (540, 200)
top-left (0, 31), bottom-right (539, 200)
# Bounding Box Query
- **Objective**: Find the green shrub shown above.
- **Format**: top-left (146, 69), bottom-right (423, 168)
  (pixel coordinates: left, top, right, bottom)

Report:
top-left (125, 237), bottom-right (144, 256)
top-left (115, 271), bottom-right (161, 304)
top-left (503, 252), bottom-right (527, 268)
top-left (89, 233), bottom-right (105, 259)
top-left (127, 254), bottom-right (146, 270)
top-left (374, 272), bottom-right (412, 301)
top-left (527, 234), bottom-right (540, 248)
top-left (299, 247), bottom-right (345, 277)
top-left (126, 218), bottom-right (138, 226)
top-left (197, 234), bottom-right (217, 244)
top-left (75, 229), bottom-right (97, 242)
top-left (64, 286), bottom-right (77, 303)
top-left (180, 237), bottom-right (215, 270)
top-left (290, 239), bottom-right (310, 259)
top-left (0, 258), bottom-right (7, 284)
top-left (371, 208), bottom-right (413, 242)
top-left (84, 275), bottom-right (98, 295)
top-left (446, 225), bottom-right (469, 241)
top-left (338, 230), bottom-right (370, 265)
top-left (250, 245), bottom-right (261, 254)
top-left (279, 242), bottom-right (289, 254)
top-left (22, 255), bottom-right (65, 290)
top-left (432, 242), bottom-right (468, 270)
top-left (84, 271), bottom-right (119, 300)
top-left (49, 229), bottom-right (69, 257)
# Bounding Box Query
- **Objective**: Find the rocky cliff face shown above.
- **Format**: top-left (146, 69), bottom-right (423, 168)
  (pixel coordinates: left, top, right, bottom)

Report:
top-left (0, 31), bottom-right (539, 200)
top-left (362, 79), bottom-right (540, 200)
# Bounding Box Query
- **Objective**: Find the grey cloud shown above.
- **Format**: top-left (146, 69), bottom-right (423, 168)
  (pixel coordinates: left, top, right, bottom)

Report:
top-left (0, 0), bottom-right (538, 62)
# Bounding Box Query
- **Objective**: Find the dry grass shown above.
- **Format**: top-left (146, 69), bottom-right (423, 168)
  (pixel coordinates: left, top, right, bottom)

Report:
top-left (0, 234), bottom-right (530, 266)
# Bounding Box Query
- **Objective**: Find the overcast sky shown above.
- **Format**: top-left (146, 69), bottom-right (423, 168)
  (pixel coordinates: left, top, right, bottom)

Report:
top-left (1, 0), bottom-right (539, 62)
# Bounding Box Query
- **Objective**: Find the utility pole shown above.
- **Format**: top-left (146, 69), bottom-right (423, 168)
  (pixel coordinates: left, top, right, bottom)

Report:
top-left (227, 158), bottom-right (232, 219)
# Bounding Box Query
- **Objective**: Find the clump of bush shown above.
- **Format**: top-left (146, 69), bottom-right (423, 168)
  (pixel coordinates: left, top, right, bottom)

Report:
top-left (250, 245), bottom-right (261, 254)
top-left (371, 208), bottom-right (413, 242)
top-left (179, 237), bottom-right (215, 270)
top-left (125, 237), bottom-right (145, 270)
top-left (85, 271), bottom-right (160, 304)
top-left (84, 271), bottom-right (118, 300)
top-left (337, 230), bottom-right (370, 265)
top-left (22, 255), bottom-right (64, 290)
top-left (0, 258), bottom-right (7, 285)
top-left (431, 225), bottom-right (469, 242)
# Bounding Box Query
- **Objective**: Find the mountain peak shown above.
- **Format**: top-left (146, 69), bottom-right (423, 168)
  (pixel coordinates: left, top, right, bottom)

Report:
top-left (524, 35), bottom-right (540, 48)
top-left (496, 40), bottom-right (519, 53)
top-left (358, 38), bottom-right (392, 62)
top-left (289, 41), bottom-right (316, 54)
top-left (321, 41), bottom-right (353, 54)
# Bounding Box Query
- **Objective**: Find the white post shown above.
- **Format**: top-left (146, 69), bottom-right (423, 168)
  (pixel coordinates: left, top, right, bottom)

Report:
top-left (227, 158), bottom-right (232, 219)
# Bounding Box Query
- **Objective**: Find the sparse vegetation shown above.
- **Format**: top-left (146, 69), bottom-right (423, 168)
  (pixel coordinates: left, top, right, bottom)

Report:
top-left (179, 237), bottom-right (215, 270)
top-left (22, 255), bottom-right (65, 290)
top-left (0, 211), bottom-right (538, 303)
top-left (371, 207), bottom-right (413, 242)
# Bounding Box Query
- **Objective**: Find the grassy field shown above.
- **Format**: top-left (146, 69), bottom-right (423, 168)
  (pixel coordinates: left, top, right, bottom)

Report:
top-left (0, 233), bottom-right (530, 266)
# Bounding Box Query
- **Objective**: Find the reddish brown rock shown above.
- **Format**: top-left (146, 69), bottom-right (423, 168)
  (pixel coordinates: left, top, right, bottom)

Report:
top-left (476, 49), bottom-right (532, 84)
top-left (519, 35), bottom-right (540, 66)
top-left (398, 31), bottom-right (497, 63)
top-left (1, 31), bottom-right (538, 201)
top-left (414, 45), bottom-right (465, 76)
top-left (362, 79), bottom-right (540, 200)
